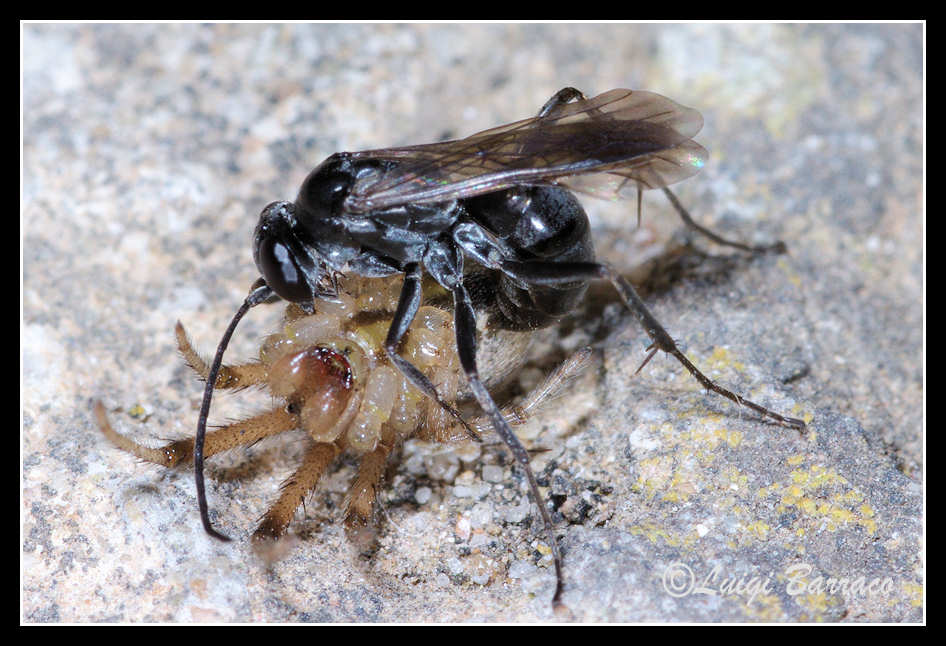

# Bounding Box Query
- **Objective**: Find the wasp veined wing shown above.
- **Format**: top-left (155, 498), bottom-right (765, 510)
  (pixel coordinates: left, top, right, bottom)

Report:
top-left (345, 89), bottom-right (707, 213)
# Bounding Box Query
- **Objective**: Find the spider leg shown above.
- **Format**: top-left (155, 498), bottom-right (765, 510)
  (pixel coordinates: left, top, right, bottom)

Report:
top-left (94, 401), bottom-right (296, 467)
top-left (253, 442), bottom-right (339, 541)
top-left (344, 425), bottom-right (398, 528)
top-left (175, 321), bottom-right (268, 388)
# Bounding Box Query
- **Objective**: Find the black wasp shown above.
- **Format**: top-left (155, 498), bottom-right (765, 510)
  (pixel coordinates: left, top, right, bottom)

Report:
top-left (194, 87), bottom-right (806, 607)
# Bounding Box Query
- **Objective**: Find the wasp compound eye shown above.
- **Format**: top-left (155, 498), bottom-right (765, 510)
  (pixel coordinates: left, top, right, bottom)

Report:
top-left (255, 238), bottom-right (313, 303)
top-left (254, 201), bottom-right (314, 303)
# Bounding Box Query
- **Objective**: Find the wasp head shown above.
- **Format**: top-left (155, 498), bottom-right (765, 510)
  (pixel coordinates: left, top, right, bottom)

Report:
top-left (254, 154), bottom-right (374, 307)
top-left (253, 201), bottom-right (340, 307)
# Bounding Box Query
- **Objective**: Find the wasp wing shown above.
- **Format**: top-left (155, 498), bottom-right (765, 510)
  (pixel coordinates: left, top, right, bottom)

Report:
top-left (344, 89), bottom-right (708, 213)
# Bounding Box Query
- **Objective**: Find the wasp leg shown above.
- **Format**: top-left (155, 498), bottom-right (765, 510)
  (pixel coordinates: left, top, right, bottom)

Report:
top-left (175, 321), bottom-right (268, 389)
top-left (537, 87), bottom-right (586, 118)
top-left (448, 276), bottom-right (567, 607)
top-left (537, 87), bottom-right (788, 252)
top-left (253, 442), bottom-right (339, 541)
top-left (660, 187), bottom-right (787, 255)
top-left (94, 401), bottom-right (297, 467)
top-left (383, 263), bottom-right (476, 440)
top-left (496, 259), bottom-right (806, 430)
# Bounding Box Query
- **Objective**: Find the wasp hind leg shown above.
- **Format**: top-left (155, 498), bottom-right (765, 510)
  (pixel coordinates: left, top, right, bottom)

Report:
top-left (537, 87), bottom-right (586, 117)
top-left (537, 87), bottom-right (789, 255)
top-left (495, 258), bottom-right (806, 431)
top-left (660, 187), bottom-right (787, 255)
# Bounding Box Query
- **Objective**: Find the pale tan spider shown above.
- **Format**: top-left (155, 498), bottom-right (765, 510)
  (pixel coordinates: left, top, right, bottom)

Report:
top-left (95, 274), bottom-right (590, 544)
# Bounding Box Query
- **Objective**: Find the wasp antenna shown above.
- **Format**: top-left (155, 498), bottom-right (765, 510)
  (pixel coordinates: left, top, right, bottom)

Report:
top-left (195, 278), bottom-right (274, 542)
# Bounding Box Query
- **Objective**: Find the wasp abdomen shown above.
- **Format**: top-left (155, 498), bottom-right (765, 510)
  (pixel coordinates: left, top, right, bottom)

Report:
top-left (464, 185), bottom-right (595, 330)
